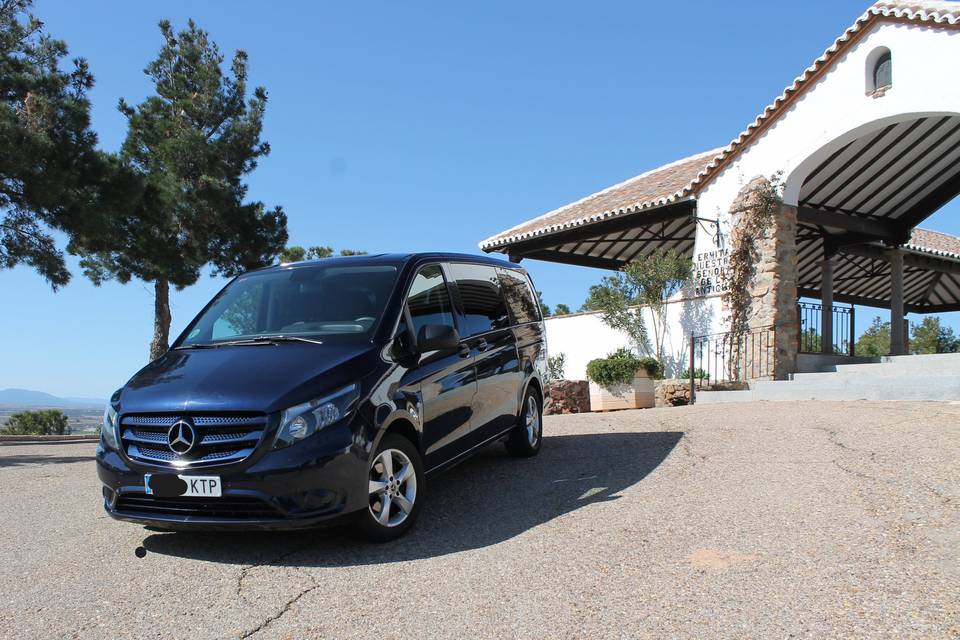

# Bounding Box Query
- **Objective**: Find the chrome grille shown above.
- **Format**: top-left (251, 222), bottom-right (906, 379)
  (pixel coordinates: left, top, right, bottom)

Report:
top-left (129, 430), bottom-right (167, 444)
top-left (120, 413), bottom-right (267, 468)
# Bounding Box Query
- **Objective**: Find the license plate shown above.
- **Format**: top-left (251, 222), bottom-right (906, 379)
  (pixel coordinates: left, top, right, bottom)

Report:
top-left (145, 473), bottom-right (222, 498)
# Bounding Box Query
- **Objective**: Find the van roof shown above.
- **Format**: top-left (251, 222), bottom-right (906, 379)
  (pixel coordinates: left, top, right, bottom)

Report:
top-left (247, 252), bottom-right (526, 275)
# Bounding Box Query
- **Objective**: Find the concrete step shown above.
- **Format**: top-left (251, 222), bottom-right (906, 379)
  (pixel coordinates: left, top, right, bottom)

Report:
top-left (751, 375), bottom-right (960, 401)
top-left (693, 354), bottom-right (960, 403)
top-left (792, 364), bottom-right (960, 381)
top-left (882, 352), bottom-right (960, 365)
top-left (791, 371), bottom-right (843, 381)
top-left (832, 360), bottom-right (960, 376)
top-left (796, 353), bottom-right (877, 374)
top-left (693, 390), bottom-right (755, 404)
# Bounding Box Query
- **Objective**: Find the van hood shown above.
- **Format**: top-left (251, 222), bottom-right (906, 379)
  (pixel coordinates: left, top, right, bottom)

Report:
top-left (118, 342), bottom-right (381, 414)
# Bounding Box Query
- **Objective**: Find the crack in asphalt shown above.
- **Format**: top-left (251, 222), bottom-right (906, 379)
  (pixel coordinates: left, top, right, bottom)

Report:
top-left (811, 415), bottom-right (958, 574)
top-left (814, 416), bottom-right (955, 510)
top-left (811, 424), bottom-right (880, 482)
top-left (235, 543), bottom-right (314, 598)
top-left (674, 423), bottom-right (706, 468)
top-left (239, 571), bottom-right (320, 639)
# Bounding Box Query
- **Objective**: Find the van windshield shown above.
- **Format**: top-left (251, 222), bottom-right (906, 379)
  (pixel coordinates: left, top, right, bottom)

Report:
top-left (177, 264), bottom-right (399, 347)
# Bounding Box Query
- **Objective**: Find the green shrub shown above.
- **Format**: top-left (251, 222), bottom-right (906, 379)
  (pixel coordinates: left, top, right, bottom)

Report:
top-left (2, 409), bottom-right (70, 435)
top-left (680, 367), bottom-right (710, 381)
top-left (637, 356), bottom-right (664, 380)
top-left (546, 353), bottom-right (566, 380)
top-left (586, 348), bottom-right (660, 387)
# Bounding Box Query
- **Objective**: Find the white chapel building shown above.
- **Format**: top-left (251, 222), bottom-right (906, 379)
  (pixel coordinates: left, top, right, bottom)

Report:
top-left (480, 0), bottom-right (960, 386)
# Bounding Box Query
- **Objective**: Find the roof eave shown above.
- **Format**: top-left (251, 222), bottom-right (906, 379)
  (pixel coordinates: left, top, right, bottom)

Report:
top-left (479, 194), bottom-right (698, 252)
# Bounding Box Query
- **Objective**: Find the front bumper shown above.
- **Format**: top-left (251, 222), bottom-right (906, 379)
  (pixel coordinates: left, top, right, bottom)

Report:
top-left (96, 422), bottom-right (369, 531)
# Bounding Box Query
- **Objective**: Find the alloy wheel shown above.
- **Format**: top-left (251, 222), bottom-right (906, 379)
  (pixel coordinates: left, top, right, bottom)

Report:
top-left (368, 448), bottom-right (417, 527)
top-left (525, 395), bottom-right (541, 447)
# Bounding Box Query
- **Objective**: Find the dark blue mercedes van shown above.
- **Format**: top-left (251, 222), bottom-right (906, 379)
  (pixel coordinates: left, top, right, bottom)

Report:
top-left (96, 253), bottom-right (547, 540)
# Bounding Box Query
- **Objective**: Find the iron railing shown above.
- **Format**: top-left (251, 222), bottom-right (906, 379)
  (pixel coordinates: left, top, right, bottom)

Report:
top-left (688, 326), bottom-right (777, 402)
top-left (797, 302), bottom-right (855, 356)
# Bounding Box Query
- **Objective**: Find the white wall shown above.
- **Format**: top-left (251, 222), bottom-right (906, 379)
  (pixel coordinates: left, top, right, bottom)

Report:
top-left (545, 293), bottom-right (722, 380)
top-left (699, 21), bottom-right (960, 222)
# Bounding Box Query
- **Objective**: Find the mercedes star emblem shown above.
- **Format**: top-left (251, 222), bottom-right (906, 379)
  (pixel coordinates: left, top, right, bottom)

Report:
top-left (167, 419), bottom-right (196, 455)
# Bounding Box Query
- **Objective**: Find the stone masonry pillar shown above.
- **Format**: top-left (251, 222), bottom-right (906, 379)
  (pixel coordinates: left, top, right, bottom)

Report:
top-left (728, 178), bottom-right (799, 380)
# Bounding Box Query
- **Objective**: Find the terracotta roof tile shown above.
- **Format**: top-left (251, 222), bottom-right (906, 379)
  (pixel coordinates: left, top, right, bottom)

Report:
top-left (479, 148), bottom-right (720, 250)
top-left (907, 228), bottom-right (960, 260)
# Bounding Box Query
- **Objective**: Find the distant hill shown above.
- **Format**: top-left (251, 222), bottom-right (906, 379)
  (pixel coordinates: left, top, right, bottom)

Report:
top-left (0, 388), bottom-right (104, 409)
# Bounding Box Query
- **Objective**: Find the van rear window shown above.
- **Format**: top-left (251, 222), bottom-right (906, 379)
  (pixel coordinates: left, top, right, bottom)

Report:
top-left (497, 268), bottom-right (540, 324)
top-left (448, 263), bottom-right (509, 337)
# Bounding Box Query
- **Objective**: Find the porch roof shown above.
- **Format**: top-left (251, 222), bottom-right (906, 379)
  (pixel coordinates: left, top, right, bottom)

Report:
top-left (478, 149), bottom-right (718, 253)
top-left (799, 228), bottom-right (960, 313)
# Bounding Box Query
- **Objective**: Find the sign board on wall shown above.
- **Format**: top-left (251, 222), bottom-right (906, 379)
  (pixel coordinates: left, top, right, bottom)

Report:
top-left (693, 242), bottom-right (731, 297)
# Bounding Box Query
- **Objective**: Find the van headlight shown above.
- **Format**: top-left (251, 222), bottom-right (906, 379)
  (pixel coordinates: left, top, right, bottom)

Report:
top-left (274, 383), bottom-right (360, 449)
top-left (101, 404), bottom-right (120, 450)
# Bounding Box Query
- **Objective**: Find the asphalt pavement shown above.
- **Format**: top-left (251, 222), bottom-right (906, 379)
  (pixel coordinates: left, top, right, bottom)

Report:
top-left (0, 400), bottom-right (957, 639)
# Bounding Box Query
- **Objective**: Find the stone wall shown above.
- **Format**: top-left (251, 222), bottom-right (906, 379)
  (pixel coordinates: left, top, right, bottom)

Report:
top-left (729, 179), bottom-right (799, 380)
top-left (544, 380), bottom-right (590, 415)
top-left (654, 379), bottom-right (692, 407)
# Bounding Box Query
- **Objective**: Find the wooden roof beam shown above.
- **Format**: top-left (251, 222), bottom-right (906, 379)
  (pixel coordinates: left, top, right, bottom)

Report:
top-left (797, 206), bottom-right (904, 241)
top-left (839, 243), bottom-right (960, 276)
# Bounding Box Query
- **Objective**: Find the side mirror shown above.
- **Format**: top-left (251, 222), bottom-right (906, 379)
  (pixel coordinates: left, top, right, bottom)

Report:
top-left (416, 324), bottom-right (460, 352)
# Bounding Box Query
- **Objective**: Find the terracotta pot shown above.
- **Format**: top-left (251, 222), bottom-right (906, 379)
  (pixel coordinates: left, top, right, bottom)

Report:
top-left (589, 369), bottom-right (656, 411)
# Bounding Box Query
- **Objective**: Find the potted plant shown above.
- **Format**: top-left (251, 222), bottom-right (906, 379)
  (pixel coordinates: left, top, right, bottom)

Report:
top-left (585, 348), bottom-right (658, 411)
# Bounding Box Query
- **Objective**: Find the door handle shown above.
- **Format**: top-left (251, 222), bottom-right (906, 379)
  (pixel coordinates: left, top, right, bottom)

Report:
top-left (475, 339), bottom-right (489, 352)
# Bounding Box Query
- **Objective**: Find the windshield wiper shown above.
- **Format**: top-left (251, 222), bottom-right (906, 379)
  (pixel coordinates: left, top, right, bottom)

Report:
top-left (174, 335), bottom-right (324, 350)
top-left (220, 335), bottom-right (325, 346)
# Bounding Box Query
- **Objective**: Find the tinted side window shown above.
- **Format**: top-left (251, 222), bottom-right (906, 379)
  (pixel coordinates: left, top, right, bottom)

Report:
top-left (405, 265), bottom-right (455, 339)
top-left (497, 268), bottom-right (539, 324)
top-left (449, 263), bottom-right (509, 337)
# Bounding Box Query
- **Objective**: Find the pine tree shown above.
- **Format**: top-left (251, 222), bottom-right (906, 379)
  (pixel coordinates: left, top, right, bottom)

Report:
top-left (855, 316), bottom-right (891, 357)
top-left (76, 20), bottom-right (287, 360)
top-left (278, 246), bottom-right (367, 263)
top-left (537, 291), bottom-right (551, 317)
top-left (910, 316), bottom-right (960, 354)
top-left (0, 0), bottom-right (107, 288)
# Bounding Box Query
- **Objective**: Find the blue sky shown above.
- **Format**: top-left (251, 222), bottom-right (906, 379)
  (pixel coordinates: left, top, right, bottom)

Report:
top-left (1, 0), bottom-right (957, 398)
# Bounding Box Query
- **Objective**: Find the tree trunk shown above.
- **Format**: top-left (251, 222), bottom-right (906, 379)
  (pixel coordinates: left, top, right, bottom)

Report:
top-left (149, 277), bottom-right (172, 361)
top-left (651, 308), bottom-right (664, 363)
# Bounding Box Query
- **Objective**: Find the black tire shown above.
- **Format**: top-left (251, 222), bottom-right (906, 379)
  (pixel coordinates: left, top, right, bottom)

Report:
top-left (355, 433), bottom-right (425, 542)
top-left (506, 387), bottom-right (543, 458)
